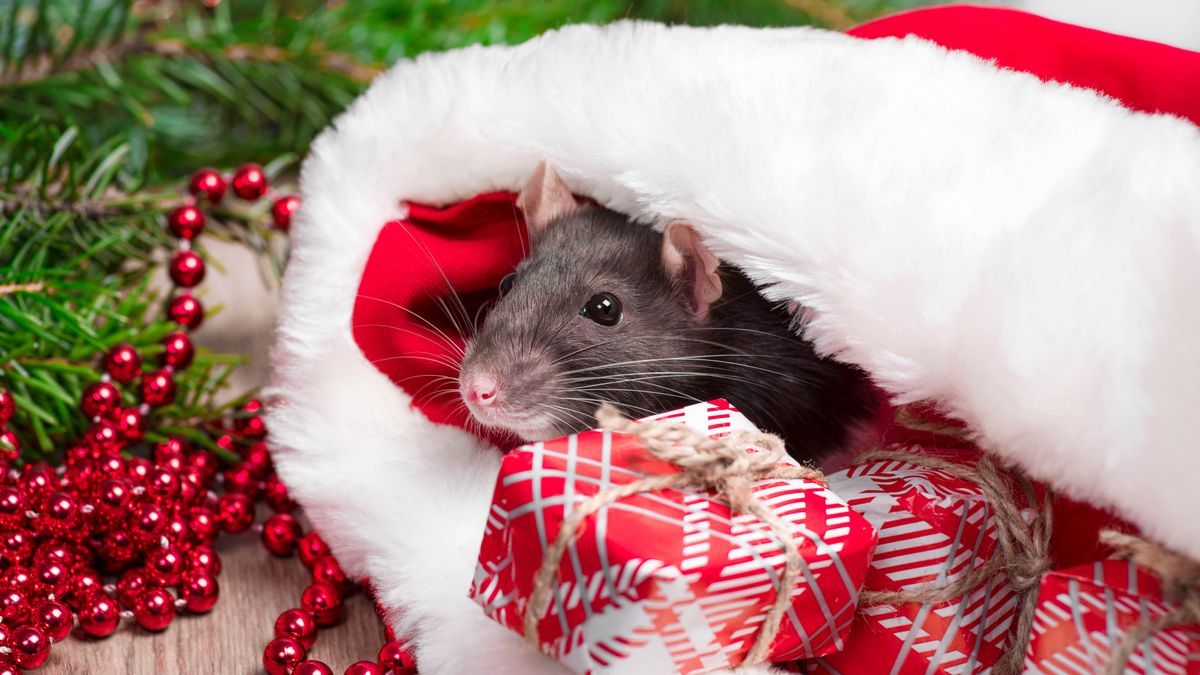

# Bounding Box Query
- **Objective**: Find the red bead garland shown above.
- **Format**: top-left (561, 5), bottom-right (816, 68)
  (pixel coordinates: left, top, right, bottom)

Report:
top-left (0, 163), bottom-right (315, 672)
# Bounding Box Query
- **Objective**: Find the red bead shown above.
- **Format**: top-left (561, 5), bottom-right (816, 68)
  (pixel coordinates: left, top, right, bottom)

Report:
top-left (274, 608), bottom-right (318, 649)
top-left (130, 505), bottom-right (167, 548)
top-left (271, 195), bottom-right (301, 231)
top-left (297, 533), bottom-right (331, 569)
top-left (160, 332), bottom-right (195, 370)
top-left (186, 450), bottom-right (218, 479)
top-left (139, 370), bottom-right (177, 408)
top-left (135, 587), bottom-right (176, 631)
top-left (166, 293), bottom-right (204, 329)
top-left (11, 624), bottom-right (50, 669)
top-left (261, 513), bottom-right (302, 557)
top-left (0, 389), bottom-right (14, 424)
top-left (0, 586), bottom-right (30, 625)
top-left (93, 479), bottom-right (130, 521)
top-left (81, 381), bottom-right (121, 418)
top-left (168, 205), bottom-right (207, 239)
top-left (110, 407), bottom-right (146, 442)
top-left (20, 464), bottom-right (55, 493)
top-left (300, 582), bottom-right (343, 627)
top-left (94, 452), bottom-right (124, 477)
top-left (188, 168), bottom-right (227, 204)
top-left (144, 466), bottom-right (179, 501)
top-left (165, 513), bottom-right (191, 543)
top-left (147, 547), bottom-right (185, 586)
top-left (64, 568), bottom-right (100, 610)
top-left (127, 456), bottom-right (152, 483)
top-left (242, 443), bottom-right (272, 475)
top-left (216, 493), bottom-right (254, 533)
top-left (84, 423), bottom-right (123, 455)
top-left (0, 664), bottom-right (18, 675)
top-left (311, 555), bottom-right (350, 594)
top-left (34, 542), bottom-right (74, 569)
top-left (187, 545), bottom-right (222, 576)
top-left (182, 507), bottom-right (216, 545)
top-left (0, 429), bottom-right (20, 459)
top-left (0, 486), bottom-right (26, 527)
top-left (103, 344), bottom-right (142, 383)
top-left (2, 530), bottom-right (34, 566)
top-left (263, 636), bottom-right (306, 675)
top-left (169, 250), bottom-right (206, 288)
top-left (180, 572), bottom-right (218, 613)
top-left (378, 640), bottom-right (417, 673)
top-left (0, 566), bottom-right (31, 591)
top-left (222, 462), bottom-right (259, 497)
top-left (33, 599), bottom-right (72, 642)
top-left (34, 560), bottom-right (68, 595)
top-left (101, 530), bottom-right (137, 564)
top-left (235, 414), bottom-right (268, 439)
top-left (232, 163), bottom-right (268, 200)
top-left (116, 568), bottom-right (149, 609)
top-left (78, 595), bottom-right (120, 637)
top-left (294, 661), bottom-right (334, 675)
top-left (345, 662), bottom-right (383, 675)
top-left (263, 475), bottom-right (296, 513)
top-left (41, 491), bottom-right (78, 534)
top-left (243, 399), bottom-right (264, 415)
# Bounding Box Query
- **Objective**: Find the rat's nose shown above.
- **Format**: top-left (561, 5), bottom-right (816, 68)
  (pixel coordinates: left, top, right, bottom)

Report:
top-left (466, 375), bottom-right (499, 406)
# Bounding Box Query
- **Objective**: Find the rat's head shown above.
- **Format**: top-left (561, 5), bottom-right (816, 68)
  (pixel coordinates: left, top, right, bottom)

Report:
top-left (458, 163), bottom-right (724, 441)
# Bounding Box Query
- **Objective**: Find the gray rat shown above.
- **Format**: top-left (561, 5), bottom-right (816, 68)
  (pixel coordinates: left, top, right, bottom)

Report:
top-left (458, 163), bottom-right (874, 463)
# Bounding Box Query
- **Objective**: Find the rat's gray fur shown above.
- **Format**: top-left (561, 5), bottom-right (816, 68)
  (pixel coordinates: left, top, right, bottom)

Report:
top-left (459, 206), bottom-right (874, 462)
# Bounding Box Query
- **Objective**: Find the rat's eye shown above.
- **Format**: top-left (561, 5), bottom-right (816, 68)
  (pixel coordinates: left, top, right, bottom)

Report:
top-left (581, 292), bottom-right (622, 327)
top-left (498, 273), bottom-right (516, 297)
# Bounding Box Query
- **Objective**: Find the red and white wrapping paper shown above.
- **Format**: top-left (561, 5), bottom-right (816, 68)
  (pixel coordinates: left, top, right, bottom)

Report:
top-left (1025, 559), bottom-right (1199, 674)
top-left (803, 447), bottom-right (1023, 674)
top-left (471, 400), bottom-right (877, 674)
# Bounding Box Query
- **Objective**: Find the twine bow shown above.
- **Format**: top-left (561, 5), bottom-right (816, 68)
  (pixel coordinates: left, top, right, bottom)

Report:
top-left (523, 404), bottom-right (824, 666)
top-left (1099, 529), bottom-right (1200, 675)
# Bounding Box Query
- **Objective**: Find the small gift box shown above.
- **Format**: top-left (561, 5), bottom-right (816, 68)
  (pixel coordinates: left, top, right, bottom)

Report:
top-left (1025, 559), bottom-right (1200, 674)
top-left (470, 400), bottom-right (877, 674)
top-left (803, 446), bottom-right (1028, 674)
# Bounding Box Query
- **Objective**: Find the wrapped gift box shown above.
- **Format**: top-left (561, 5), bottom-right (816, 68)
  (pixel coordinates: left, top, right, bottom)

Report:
top-left (471, 399), bottom-right (877, 674)
top-left (1025, 559), bottom-right (1199, 674)
top-left (803, 446), bottom-right (1023, 674)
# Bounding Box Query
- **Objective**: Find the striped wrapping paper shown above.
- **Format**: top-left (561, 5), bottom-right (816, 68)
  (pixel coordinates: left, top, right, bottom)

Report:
top-left (1025, 559), bottom-right (1199, 674)
top-left (803, 448), bottom-right (1023, 674)
top-left (470, 399), bottom-right (877, 674)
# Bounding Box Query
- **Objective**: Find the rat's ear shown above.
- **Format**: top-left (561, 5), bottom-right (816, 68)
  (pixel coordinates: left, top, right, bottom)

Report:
top-left (518, 161), bottom-right (583, 239)
top-left (661, 221), bottom-right (723, 322)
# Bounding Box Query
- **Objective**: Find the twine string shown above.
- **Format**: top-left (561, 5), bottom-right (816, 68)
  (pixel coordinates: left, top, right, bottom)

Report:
top-left (853, 445), bottom-right (1053, 675)
top-left (1100, 529), bottom-right (1200, 675)
top-left (523, 404), bottom-right (824, 665)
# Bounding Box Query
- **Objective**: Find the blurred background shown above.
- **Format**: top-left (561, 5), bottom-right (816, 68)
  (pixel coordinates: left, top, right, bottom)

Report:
top-left (0, 0), bottom-right (1195, 671)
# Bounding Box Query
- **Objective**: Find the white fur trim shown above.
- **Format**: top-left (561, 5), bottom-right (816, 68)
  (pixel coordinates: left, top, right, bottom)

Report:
top-left (267, 22), bottom-right (1200, 673)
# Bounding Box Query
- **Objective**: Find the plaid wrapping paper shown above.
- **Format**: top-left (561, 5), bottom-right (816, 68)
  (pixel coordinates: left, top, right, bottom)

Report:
top-left (803, 446), bottom-right (1023, 674)
top-left (470, 400), bottom-right (877, 674)
top-left (1025, 559), bottom-right (1199, 674)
